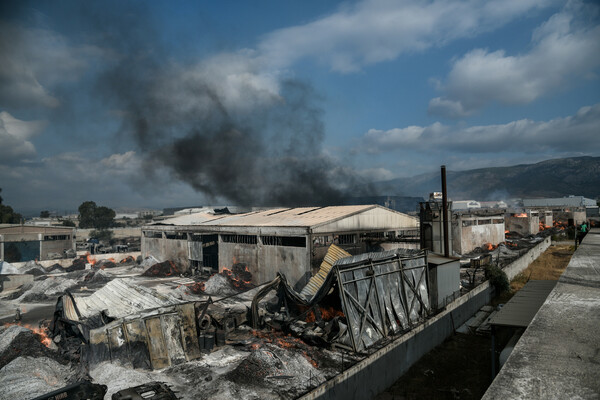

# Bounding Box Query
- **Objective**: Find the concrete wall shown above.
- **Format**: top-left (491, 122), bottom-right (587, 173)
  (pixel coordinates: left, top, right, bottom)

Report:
top-left (219, 240), bottom-right (310, 288)
top-left (41, 238), bottom-right (75, 259)
top-left (300, 236), bottom-right (553, 400)
top-left (0, 274), bottom-right (34, 292)
top-left (505, 215), bottom-right (539, 235)
top-left (299, 282), bottom-right (493, 400)
top-left (142, 236), bottom-right (188, 265)
top-left (453, 221), bottom-right (505, 254)
top-left (76, 227), bottom-right (141, 241)
top-left (503, 236), bottom-right (551, 281)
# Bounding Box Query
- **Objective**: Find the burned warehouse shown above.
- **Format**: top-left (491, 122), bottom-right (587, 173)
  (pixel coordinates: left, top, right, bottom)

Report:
top-left (141, 205), bottom-right (419, 290)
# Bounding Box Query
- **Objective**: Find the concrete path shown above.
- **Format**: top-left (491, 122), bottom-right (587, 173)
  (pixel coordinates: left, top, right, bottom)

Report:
top-left (483, 229), bottom-right (600, 399)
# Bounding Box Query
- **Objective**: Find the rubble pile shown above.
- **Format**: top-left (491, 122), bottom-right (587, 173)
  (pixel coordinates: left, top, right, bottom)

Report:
top-left (142, 260), bottom-right (181, 277)
top-left (0, 356), bottom-right (75, 400)
top-left (0, 325), bottom-right (64, 369)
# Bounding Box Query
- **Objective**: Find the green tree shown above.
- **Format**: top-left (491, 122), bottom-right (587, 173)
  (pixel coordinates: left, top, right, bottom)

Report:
top-left (0, 188), bottom-right (23, 224)
top-left (78, 201), bottom-right (116, 229)
top-left (40, 210), bottom-right (50, 218)
top-left (61, 219), bottom-right (76, 227)
top-left (95, 206), bottom-right (116, 229)
top-left (78, 201), bottom-right (97, 228)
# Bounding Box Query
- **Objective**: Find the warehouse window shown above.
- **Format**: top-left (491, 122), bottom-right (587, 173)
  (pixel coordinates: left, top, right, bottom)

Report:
top-left (165, 232), bottom-right (187, 240)
top-left (143, 231), bottom-right (163, 238)
top-left (221, 234), bottom-right (257, 244)
top-left (44, 235), bottom-right (69, 241)
top-left (261, 236), bottom-right (306, 247)
top-left (337, 234), bottom-right (356, 245)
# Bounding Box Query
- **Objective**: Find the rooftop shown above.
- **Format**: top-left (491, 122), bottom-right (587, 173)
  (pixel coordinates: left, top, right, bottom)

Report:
top-left (151, 205), bottom-right (410, 229)
top-left (483, 230), bottom-right (600, 399)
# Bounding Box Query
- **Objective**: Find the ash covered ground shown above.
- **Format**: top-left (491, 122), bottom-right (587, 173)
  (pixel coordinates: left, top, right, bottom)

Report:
top-left (0, 253), bottom-right (356, 400)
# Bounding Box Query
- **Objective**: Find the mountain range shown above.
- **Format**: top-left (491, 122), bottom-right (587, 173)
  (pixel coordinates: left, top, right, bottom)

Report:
top-left (372, 156), bottom-right (600, 201)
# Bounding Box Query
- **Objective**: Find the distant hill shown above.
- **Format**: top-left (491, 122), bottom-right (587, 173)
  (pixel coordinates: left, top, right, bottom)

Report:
top-left (373, 156), bottom-right (600, 201)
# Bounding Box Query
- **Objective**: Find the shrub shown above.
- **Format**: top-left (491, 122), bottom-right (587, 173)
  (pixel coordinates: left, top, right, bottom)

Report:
top-left (485, 264), bottom-right (509, 294)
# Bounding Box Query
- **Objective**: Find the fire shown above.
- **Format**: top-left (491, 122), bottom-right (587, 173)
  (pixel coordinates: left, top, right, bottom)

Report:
top-left (553, 220), bottom-right (567, 230)
top-left (539, 222), bottom-right (551, 231)
top-left (483, 243), bottom-right (496, 251)
top-left (222, 265), bottom-right (253, 289)
top-left (3, 322), bottom-right (52, 347)
top-left (186, 281), bottom-right (205, 294)
top-left (305, 306), bottom-right (344, 323)
top-left (504, 230), bottom-right (509, 234)
top-left (513, 213), bottom-right (528, 218)
top-left (85, 253), bottom-right (96, 265)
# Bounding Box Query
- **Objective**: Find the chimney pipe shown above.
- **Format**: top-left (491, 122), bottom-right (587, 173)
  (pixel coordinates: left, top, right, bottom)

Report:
top-left (441, 165), bottom-right (449, 257)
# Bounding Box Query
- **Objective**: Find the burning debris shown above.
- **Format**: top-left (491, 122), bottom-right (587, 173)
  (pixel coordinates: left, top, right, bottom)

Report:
top-left (250, 247), bottom-right (431, 353)
top-left (142, 260), bottom-right (181, 277)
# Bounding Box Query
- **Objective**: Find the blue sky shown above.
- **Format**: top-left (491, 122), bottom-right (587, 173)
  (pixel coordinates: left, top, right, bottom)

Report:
top-left (1, 0), bottom-right (599, 213)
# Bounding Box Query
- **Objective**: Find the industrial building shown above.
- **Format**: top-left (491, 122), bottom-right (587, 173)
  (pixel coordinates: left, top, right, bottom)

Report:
top-left (420, 201), bottom-right (505, 255)
top-left (0, 225), bottom-right (76, 262)
top-left (141, 205), bottom-right (418, 289)
top-left (523, 196), bottom-right (597, 223)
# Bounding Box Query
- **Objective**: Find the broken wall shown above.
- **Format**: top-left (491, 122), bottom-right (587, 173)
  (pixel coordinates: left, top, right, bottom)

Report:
top-left (452, 215), bottom-right (505, 254)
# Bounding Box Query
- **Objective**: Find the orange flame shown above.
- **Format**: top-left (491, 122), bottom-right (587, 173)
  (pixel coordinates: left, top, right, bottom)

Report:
top-left (483, 243), bottom-right (497, 251)
top-left (3, 322), bottom-right (52, 347)
top-left (305, 306), bottom-right (344, 323)
top-left (513, 213), bottom-right (528, 218)
top-left (504, 230), bottom-right (509, 234)
top-left (85, 253), bottom-right (96, 265)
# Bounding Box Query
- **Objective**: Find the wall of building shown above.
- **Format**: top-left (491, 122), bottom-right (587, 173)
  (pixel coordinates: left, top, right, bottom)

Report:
top-left (77, 227), bottom-right (141, 241)
top-left (453, 220), bottom-right (505, 254)
top-left (218, 240), bottom-right (311, 288)
top-left (41, 237), bottom-right (75, 259)
top-left (1, 230), bottom-right (75, 262)
top-left (505, 215), bottom-right (539, 235)
top-left (141, 235), bottom-right (188, 266)
top-left (311, 207), bottom-right (418, 234)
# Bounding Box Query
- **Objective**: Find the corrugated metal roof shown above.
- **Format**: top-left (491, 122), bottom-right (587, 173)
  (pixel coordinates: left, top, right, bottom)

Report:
top-left (489, 280), bottom-right (556, 328)
top-left (154, 205), bottom-right (378, 228)
top-left (65, 279), bottom-right (182, 320)
top-left (299, 244), bottom-right (351, 301)
top-left (523, 196), bottom-right (596, 208)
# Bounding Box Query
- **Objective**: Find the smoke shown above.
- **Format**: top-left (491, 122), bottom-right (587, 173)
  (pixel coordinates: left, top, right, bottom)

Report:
top-left (83, 5), bottom-right (367, 207)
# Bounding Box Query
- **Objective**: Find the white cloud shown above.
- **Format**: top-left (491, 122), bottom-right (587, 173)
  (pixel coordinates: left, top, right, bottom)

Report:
top-left (364, 103), bottom-right (600, 154)
top-left (0, 111), bottom-right (46, 162)
top-left (429, 1), bottom-right (600, 117)
top-left (258, 0), bottom-right (553, 72)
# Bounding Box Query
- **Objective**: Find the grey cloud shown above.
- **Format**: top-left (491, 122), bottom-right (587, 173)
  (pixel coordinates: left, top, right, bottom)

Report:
top-left (430, 1), bottom-right (600, 117)
top-left (0, 23), bottom-right (106, 110)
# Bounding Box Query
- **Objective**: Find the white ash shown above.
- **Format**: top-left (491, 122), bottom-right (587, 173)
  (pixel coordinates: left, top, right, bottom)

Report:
top-left (16, 276), bottom-right (79, 302)
top-left (0, 261), bottom-right (18, 275)
top-left (0, 356), bottom-right (73, 400)
top-left (89, 361), bottom-right (179, 399)
top-left (140, 255), bottom-right (160, 269)
top-left (203, 274), bottom-right (238, 296)
top-left (0, 325), bottom-right (29, 354)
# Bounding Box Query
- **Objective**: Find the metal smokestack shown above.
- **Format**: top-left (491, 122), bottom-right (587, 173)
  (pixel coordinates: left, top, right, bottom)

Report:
top-left (441, 165), bottom-right (449, 257)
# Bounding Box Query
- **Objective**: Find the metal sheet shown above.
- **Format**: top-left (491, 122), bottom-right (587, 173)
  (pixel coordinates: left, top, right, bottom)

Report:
top-left (144, 316), bottom-right (170, 369)
top-left (178, 303), bottom-right (201, 361)
top-left (334, 248), bottom-right (429, 352)
top-left (123, 319), bottom-right (152, 370)
top-left (161, 313), bottom-right (186, 366)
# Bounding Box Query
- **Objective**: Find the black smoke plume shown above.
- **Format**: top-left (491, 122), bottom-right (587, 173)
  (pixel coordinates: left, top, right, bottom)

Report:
top-left (92, 6), bottom-right (368, 207)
